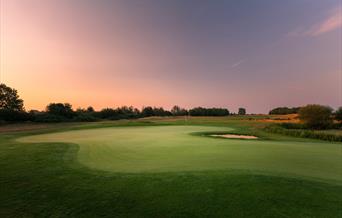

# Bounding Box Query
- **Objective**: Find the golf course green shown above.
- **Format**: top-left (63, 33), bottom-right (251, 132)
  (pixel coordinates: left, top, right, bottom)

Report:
top-left (1, 118), bottom-right (342, 217)
top-left (18, 125), bottom-right (342, 182)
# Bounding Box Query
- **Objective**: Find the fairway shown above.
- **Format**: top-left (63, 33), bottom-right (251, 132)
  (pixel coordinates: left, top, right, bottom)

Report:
top-left (19, 125), bottom-right (342, 182)
top-left (2, 120), bottom-right (342, 217)
top-left (2, 0), bottom-right (341, 216)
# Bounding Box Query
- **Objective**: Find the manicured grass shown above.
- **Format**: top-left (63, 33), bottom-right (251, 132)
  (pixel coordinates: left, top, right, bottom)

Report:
top-left (18, 125), bottom-right (342, 182)
top-left (1, 117), bottom-right (342, 217)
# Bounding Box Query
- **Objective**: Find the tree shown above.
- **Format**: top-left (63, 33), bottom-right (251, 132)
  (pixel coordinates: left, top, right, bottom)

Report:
top-left (46, 103), bottom-right (75, 119)
top-left (171, 105), bottom-right (181, 115)
top-left (269, 107), bottom-right (301, 115)
top-left (98, 108), bottom-right (117, 119)
top-left (298, 104), bottom-right (333, 129)
top-left (152, 107), bottom-right (171, 116)
top-left (171, 105), bottom-right (188, 116)
top-left (335, 107), bottom-right (342, 121)
top-left (141, 106), bottom-right (154, 117)
top-left (0, 83), bottom-right (24, 111)
top-left (238, 108), bottom-right (246, 115)
top-left (189, 107), bottom-right (229, 116)
top-left (87, 106), bottom-right (95, 113)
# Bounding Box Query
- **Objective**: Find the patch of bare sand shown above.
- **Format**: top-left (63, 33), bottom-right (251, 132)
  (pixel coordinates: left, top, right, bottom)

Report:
top-left (211, 134), bottom-right (258, 139)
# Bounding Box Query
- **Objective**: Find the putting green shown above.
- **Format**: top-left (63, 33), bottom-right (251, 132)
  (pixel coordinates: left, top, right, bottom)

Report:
top-left (18, 126), bottom-right (342, 182)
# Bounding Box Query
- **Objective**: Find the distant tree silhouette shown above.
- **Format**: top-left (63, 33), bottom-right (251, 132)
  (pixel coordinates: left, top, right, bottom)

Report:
top-left (335, 107), bottom-right (342, 121)
top-left (97, 106), bottom-right (140, 120)
top-left (0, 83), bottom-right (24, 111)
top-left (142, 106), bottom-right (154, 117)
top-left (171, 105), bottom-right (188, 116)
top-left (46, 103), bottom-right (75, 119)
top-left (189, 107), bottom-right (229, 116)
top-left (87, 106), bottom-right (95, 113)
top-left (0, 84), bottom-right (29, 122)
top-left (269, 107), bottom-right (300, 115)
top-left (238, 108), bottom-right (246, 115)
top-left (153, 107), bottom-right (172, 116)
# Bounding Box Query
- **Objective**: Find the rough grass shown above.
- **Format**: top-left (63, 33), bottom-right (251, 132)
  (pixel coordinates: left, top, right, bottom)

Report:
top-left (1, 117), bottom-right (342, 217)
top-left (317, 129), bottom-right (342, 136)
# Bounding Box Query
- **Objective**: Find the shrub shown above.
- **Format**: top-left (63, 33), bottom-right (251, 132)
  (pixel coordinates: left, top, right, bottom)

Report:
top-left (335, 107), bottom-right (342, 121)
top-left (73, 113), bottom-right (97, 122)
top-left (33, 113), bottom-right (65, 123)
top-left (0, 109), bottom-right (31, 122)
top-left (298, 104), bottom-right (333, 129)
top-left (269, 107), bottom-right (300, 115)
top-left (264, 124), bottom-right (342, 142)
top-left (279, 123), bottom-right (305, 129)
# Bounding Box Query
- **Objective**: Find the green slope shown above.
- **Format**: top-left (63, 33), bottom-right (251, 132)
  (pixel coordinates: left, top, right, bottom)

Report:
top-left (18, 125), bottom-right (342, 183)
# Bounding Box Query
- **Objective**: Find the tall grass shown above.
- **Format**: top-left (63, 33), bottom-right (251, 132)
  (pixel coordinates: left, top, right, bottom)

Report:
top-left (264, 124), bottom-right (342, 142)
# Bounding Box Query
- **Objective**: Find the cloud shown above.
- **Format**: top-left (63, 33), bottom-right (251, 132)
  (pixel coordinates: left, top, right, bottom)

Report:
top-left (231, 59), bottom-right (246, 68)
top-left (288, 9), bottom-right (341, 37)
top-left (311, 10), bottom-right (341, 36)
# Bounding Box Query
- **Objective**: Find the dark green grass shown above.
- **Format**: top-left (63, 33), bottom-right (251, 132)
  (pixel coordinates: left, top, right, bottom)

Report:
top-left (1, 117), bottom-right (342, 217)
top-left (1, 140), bottom-right (341, 217)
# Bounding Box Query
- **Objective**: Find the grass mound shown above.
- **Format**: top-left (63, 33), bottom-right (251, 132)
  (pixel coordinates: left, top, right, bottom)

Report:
top-left (18, 126), bottom-right (342, 182)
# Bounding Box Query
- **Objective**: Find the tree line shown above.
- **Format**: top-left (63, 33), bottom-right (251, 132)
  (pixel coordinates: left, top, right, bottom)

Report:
top-left (269, 107), bottom-right (301, 115)
top-left (2, 83), bottom-right (341, 129)
top-left (0, 84), bottom-right (238, 123)
top-left (269, 104), bottom-right (342, 129)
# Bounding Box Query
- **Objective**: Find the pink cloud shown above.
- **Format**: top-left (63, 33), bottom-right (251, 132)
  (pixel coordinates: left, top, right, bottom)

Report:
top-left (288, 8), bottom-right (341, 37)
top-left (311, 10), bottom-right (341, 36)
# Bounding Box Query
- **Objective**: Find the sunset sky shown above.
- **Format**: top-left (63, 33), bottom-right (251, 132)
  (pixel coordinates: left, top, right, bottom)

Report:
top-left (0, 0), bottom-right (341, 113)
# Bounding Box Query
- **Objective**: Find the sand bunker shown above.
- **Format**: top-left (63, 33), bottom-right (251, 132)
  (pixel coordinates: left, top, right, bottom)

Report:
top-left (211, 134), bottom-right (258, 139)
